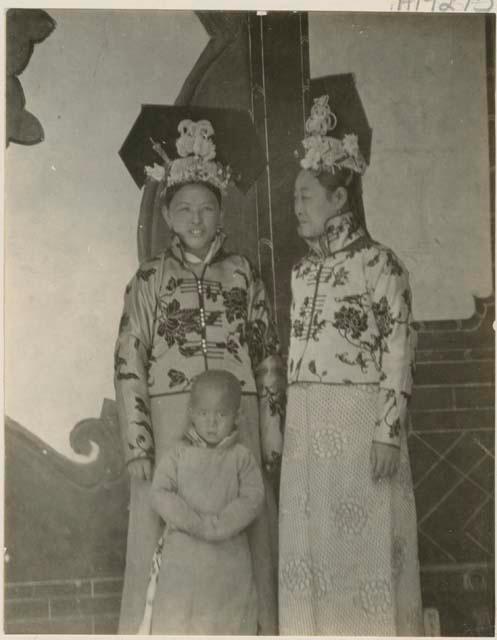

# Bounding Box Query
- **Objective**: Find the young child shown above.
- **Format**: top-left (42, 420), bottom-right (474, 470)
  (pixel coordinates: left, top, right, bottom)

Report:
top-left (139, 369), bottom-right (265, 635)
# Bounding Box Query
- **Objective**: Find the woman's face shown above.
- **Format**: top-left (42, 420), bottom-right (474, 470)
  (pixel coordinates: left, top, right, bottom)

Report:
top-left (164, 183), bottom-right (222, 258)
top-left (294, 169), bottom-right (343, 240)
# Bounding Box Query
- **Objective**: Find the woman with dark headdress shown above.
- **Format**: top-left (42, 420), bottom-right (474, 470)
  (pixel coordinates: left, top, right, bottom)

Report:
top-left (115, 113), bottom-right (283, 634)
top-left (278, 95), bottom-right (424, 635)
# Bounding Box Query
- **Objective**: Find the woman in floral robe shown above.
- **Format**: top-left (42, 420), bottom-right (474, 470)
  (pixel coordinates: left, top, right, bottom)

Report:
top-left (115, 171), bottom-right (283, 633)
top-left (278, 96), bottom-right (424, 636)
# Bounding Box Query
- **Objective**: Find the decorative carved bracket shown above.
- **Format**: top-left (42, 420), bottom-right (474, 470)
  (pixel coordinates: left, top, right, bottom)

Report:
top-left (5, 400), bottom-right (129, 582)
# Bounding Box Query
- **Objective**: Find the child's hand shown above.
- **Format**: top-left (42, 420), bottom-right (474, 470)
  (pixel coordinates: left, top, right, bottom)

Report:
top-left (370, 442), bottom-right (399, 482)
top-left (127, 458), bottom-right (153, 482)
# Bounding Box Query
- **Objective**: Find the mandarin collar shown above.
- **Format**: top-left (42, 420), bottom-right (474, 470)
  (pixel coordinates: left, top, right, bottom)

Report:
top-left (307, 211), bottom-right (365, 261)
top-left (170, 230), bottom-right (226, 266)
top-left (184, 426), bottom-right (239, 450)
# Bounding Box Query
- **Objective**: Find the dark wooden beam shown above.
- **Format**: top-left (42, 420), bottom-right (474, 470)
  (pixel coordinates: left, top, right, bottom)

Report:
top-left (248, 12), bottom-right (310, 350)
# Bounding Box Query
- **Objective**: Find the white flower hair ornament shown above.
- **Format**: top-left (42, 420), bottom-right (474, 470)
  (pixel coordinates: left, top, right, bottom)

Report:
top-left (297, 95), bottom-right (367, 176)
top-left (144, 118), bottom-right (232, 194)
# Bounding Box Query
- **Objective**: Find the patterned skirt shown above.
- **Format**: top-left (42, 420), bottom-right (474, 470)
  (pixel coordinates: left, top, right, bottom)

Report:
top-left (279, 383), bottom-right (424, 636)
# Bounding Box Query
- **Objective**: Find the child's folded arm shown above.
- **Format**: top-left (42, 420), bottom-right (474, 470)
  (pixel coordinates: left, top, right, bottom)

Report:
top-left (151, 449), bottom-right (205, 537)
top-left (152, 492), bottom-right (205, 537)
top-left (197, 447), bottom-right (265, 542)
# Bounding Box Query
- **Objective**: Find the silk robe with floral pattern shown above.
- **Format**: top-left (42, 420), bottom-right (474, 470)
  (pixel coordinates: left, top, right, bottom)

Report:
top-left (287, 211), bottom-right (416, 448)
top-left (114, 232), bottom-right (284, 465)
top-left (279, 211), bottom-right (423, 635)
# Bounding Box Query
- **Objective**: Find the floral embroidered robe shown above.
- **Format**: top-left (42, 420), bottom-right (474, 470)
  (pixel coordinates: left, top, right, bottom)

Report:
top-left (287, 211), bottom-right (416, 447)
top-left (115, 231), bottom-right (284, 466)
top-left (279, 211), bottom-right (424, 636)
top-left (114, 231), bottom-right (283, 634)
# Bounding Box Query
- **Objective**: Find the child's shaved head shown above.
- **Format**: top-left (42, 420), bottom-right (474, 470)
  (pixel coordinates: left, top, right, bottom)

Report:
top-left (190, 370), bottom-right (242, 412)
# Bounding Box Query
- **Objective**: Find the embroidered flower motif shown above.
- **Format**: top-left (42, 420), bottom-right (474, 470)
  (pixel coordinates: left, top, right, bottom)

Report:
top-left (114, 350), bottom-right (139, 381)
top-left (259, 385), bottom-right (285, 418)
top-left (246, 318), bottom-right (278, 367)
top-left (292, 318), bottom-right (305, 338)
top-left (358, 578), bottom-right (392, 615)
top-left (335, 500), bottom-right (368, 535)
top-left (157, 299), bottom-right (199, 347)
top-left (312, 428), bottom-right (346, 459)
top-left (226, 337), bottom-right (241, 361)
top-left (167, 368), bottom-right (188, 389)
top-left (372, 296), bottom-right (395, 338)
top-left (385, 251), bottom-right (404, 276)
top-left (204, 282), bottom-right (221, 302)
top-left (164, 276), bottom-right (182, 295)
top-left (223, 287), bottom-right (248, 323)
top-left (294, 259), bottom-right (314, 280)
top-left (313, 562), bottom-right (334, 599)
top-left (333, 305), bottom-right (369, 340)
top-left (119, 313), bottom-right (129, 334)
top-left (309, 314), bottom-right (327, 341)
top-left (136, 267), bottom-right (156, 281)
top-left (280, 557), bottom-right (313, 593)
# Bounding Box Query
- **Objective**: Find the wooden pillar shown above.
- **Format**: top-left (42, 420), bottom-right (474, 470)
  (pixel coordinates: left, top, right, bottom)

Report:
top-left (248, 12), bottom-right (310, 351)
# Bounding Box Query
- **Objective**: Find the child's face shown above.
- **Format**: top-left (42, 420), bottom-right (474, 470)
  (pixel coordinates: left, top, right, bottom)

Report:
top-left (190, 384), bottom-right (238, 445)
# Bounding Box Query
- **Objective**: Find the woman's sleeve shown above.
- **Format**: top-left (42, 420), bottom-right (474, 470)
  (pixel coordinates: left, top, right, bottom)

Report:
top-left (151, 450), bottom-right (205, 536)
top-left (114, 265), bottom-right (157, 465)
top-left (369, 249), bottom-right (417, 448)
top-left (246, 262), bottom-right (286, 464)
top-left (198, 447), bottom-right (265, 542)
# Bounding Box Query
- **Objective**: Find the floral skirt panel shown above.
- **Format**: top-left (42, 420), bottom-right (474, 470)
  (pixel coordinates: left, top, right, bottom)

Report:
top-left (279, 383), bottom-right (424, 636)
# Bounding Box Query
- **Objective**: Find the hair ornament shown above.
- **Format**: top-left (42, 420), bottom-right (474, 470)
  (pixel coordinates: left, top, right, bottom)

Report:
top-left (144, 119), bottom-right (232, 194)
top-left (298, 94), bottom-right (367, 176)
